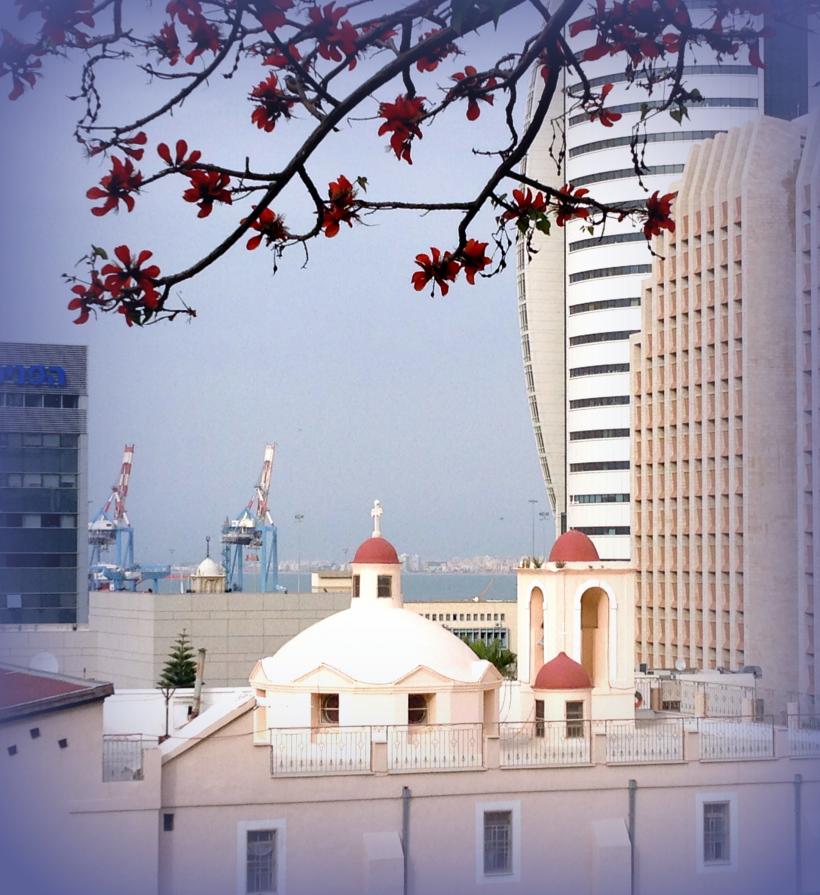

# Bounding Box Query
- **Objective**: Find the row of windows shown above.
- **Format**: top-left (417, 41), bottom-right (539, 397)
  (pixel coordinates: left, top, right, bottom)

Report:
top-left (0, 392), bottom-right (80, 409)
top-left (569, 297), bottom-right (640, 315)
top-left (573, 163), bottom-right (685, 188)
top-left (570, 493), bottom-right (630, 504)
top-left (0, 473), bottom-right (77, 489)
top-left (569, 395), bottom-right (630, 409)
top-left (0, 433), bottom-right (79, 448)
top-left (351, 574), bottom-right (393, 598)
top-left (570, 460), bottom-right (630, 471)
top-left (568, 96), bottom-right (758, 126)
top-left (451, 628), bottom-right (509, 648)
top-left (566, 63), bottom-right (756, 92)
top-left (4, 592), bottom-right (76, 609)
top-left (314, 692), bottom-right (431, 728)
top-left (0, 554), bottom-right (77, 567)
top-left (576, 526), bottom-right (631, 535)
top-left (570, 428), bottom-right (630, 441)
top-left (0, 513), bottom-right (76, 528)
top-left (570, 363), bottom-right (631, 378)
top-left (569, 265), bottom-right (651, 283)
top-left (423, 611), bottom-right (506, 623)
top-left (0, 607), bottom-right (77, 624)
top-left (569, 232), bottom-right (646, 252)
top-left (569, 128), bottom-right (723, 158)
top-left (234, 796), bottom-right (734, 892)
top-left (569, 329), bottom-right (639, 345)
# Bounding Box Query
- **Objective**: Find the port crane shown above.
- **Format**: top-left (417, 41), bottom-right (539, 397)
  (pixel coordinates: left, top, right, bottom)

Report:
top-left (88, 444), bottom-right (169, 591)
top-left (221, 443), bottom-right (281, 592)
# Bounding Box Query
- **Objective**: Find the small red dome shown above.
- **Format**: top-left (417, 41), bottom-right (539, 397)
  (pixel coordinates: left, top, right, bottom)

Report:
top-left (533, 652), bottom-right (592, 690)
top-left (352, 536), bottom-right (400, 565)
top-left (548, 529), bottom-right (600, 563)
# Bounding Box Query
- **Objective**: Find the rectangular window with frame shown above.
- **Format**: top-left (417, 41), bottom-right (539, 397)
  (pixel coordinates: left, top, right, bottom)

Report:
top-left (352, 575), bottom-right (360, 597)
top-left (246, 829), bottom-right (276, 894)
top-left (565, 701), bottom-right (584, 739)
top-left (483, 810), bottom-right (513, 876)
top-left (703, 801), bottom-right (730, 865)
top-left (408, 694), bottom-right (429, 726)
top-left (377, 575), bottom-right (392, 597)
top-left (318, 693), bottom-right (339, 726)
top-left (535, 699), bottom-right (545, 738)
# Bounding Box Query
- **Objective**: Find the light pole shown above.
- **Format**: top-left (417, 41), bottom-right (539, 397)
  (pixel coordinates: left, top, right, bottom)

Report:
top-left (528, 499), bottom-right (538, 560)
top-left (294, 513), bottom-right (304, 592)
top-left (539, 511), bottom-right (549, 559)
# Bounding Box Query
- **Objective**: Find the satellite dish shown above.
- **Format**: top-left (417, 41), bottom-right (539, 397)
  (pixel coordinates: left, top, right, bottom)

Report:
top-left (29, 652), bottom-right (59, 674)
top-left (674, 658), bottom-right (686, 673)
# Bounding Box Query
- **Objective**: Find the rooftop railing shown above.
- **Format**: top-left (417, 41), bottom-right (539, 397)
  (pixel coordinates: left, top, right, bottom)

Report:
top-left (605, 718), bottom-right (684, 764)
top-left (698, 717), bottom-right (775, 761)
top-left (269, 726), bottom-right (371, 776)
top-left (499, 720), bottom-right (591, 768)
top-left (102, 734), bottom-right (153, 782)
top-left (787, 715), bottom-right (820, 759)
top-left (387, 723), bottom-right (483, 772)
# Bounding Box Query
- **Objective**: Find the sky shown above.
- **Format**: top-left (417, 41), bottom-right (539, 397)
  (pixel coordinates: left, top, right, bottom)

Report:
top-left (0, 2), bottom-right (555, 565)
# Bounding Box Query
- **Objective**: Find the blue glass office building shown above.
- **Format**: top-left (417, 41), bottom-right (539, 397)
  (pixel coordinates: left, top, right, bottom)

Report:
top-left (0, 343), bottom-right (88, 624)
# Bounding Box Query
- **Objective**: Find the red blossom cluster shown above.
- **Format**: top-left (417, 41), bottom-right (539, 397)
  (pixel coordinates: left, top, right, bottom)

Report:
top-left (152, 22), bottom-right (181, 66)
top-left (67, 273), bottom-right (105, 325)
top-left (16, 0), bottom-right (95, 46)
top-left (377, 94), bottom-right (426, 164)
top-left (447, 66), bottom-right (497, 121)
top-left (249, 0), bottom-right (294, 32)
top-left (586, 82), bottom-right (622, 127)
top-left (0, 29), bottom-right (41, 100)
top-left (245, 207), bottom-right (289, 250)
top-left (503, 185), bottom-right (592, 231)
top-left (250, 73), bottom-right (295, 132)
top-left (307, 3), bottom-right (359, 66)
top-left (262, 42), bottom-right (301, 68)
top-left (157, 139), bottom-right (202, 169)
top-left (183, 170), bottom-right (232, 217)
top-left (322, 175), bottom-right (359, 237)
top-left (643, 190), bottom-right (676, 238)
top-left (86, 157), bottom-right (143, 216)
top-left (87, 131), bottom-right (148, 161)
top-left (165, 0), bottom-right (222, 65)
top-left (415, 30), bottom-right (459, 73)
top-left (411, 239), bottom-right (491, 296)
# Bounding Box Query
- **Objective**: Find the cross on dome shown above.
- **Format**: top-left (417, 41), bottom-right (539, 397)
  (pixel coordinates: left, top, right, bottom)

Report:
top-left (371, 499), bottom-right (383, 537)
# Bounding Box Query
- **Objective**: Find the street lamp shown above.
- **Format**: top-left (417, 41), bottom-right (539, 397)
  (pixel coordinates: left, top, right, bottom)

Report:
top-left (539, 511), bottom-right (549, 559)
top-left (294, 513), bottom-right (304, 592)
top-left (528, 499), bottom-right (538, 560)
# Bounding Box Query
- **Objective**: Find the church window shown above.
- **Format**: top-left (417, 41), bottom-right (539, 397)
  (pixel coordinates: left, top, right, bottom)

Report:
top-left (408, 694), bottom-right (429, 725)
top-left (377, 575), bottom-right (392, 597)
top-left (318, 693), bottom-right (339, 726)
top-left (352, 575), bottom-right (360, 597)
top-left (565, 701), bottom-right (584, 738)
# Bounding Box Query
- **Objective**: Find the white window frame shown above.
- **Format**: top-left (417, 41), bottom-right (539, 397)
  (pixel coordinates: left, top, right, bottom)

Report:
top-left (475, 800), bottom-right (521, 884)
top-left (237, 819), bottom-right (286, 895)
top-left (695, 792), bottom-right (737, 874)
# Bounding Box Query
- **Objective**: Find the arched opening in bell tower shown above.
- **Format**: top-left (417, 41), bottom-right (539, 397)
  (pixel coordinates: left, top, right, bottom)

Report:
top-left (580, 586), bottom-right (609, 688)
top-left (529, 587), bottom-right (544, 683)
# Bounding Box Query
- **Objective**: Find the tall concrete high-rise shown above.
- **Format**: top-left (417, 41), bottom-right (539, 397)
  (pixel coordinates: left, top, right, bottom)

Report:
top-left (518, 2), bottom-right (808, 561)
top-left (0, 343), bottom-right (88, 624)
top-left (631, 114), bottom-right (819, 711)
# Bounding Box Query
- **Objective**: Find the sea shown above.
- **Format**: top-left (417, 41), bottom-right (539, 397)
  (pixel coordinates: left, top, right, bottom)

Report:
top-left (158, 571), bottom-right (516, 602)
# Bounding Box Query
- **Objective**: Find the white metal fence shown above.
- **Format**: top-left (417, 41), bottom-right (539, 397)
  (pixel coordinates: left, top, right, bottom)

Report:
top-left (605, 719), bottom-right (685, 764)
top-left (102, 735), bottom-right (151, 782)
top-left (499, 721), bottom-right (591, 767)
top-left (787, 716), bottom-right (820, 758)
top-left (387, 723), bottom-right (483, 772)
top-left (698, 718), bottom-right (775, 760)
top-left (634, 675), bottom-right (754, 718)
top-left (269, 726), bottom-right (371, 776)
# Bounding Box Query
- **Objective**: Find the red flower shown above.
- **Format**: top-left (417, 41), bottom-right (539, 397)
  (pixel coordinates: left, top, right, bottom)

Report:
top-left (587, 82), bottom-right (622, 127)
top-left (166, 0), bottom-right (203, 26)
top-left (67, 272), bottom-right (105, 325)
top-left (250, 0), bottom-right (294, 32)
top-left (183, 170), bottom-right (232, 217)
top-left (86, 157), bottom-right (143, 216)
top-left (415, 30), bottom-right (459, 73)
top-left (502, 188), bottom-right (548, 223)
top-left (263, 42), bottom-right (301, 68)
top-left (0, 29), bottom-right (41, 101)
top-left (16, 0), bottom-right (94, 45)
top-left (377, 94), bottom-right (426, 164)
top-left (460, 239), bottom-right (491, 285)
top-left (101, 245), bottom-right (161, 308)
top-left (643, 190), bottom-right (676, 239)
top-left (153, 22), bottom-right (181, 66)
top-left (321, 174), bottom-right (359, 237)
top-left (183, 14), bottom-right (221, 65)
top-left (157, 138), bottom-right (202, 168)
top-left (87, 131), bottom-right (148, 161)
top-left (448, 65), bottom-right (497, 121)
top-left (554, 184), bottom-right (590, 227)
top-left (411, 247), bottom-right (460, 296)
top-left (249, 73), bottom-right (294, 132)
top-left (308, 3), bottom-right (359, 66)
top-left (245, 207), bottom-right (289, 249)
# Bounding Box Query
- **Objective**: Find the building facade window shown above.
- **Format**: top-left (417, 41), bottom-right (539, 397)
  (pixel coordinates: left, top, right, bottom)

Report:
top-left (570, 428), bottom-right (630, 441)
top-left (408, 693), bottom-right (429, 725)
top-left (483, 812), bottom-right (512, 876)
top-left (535, 699), bottom-right (545, 738)
top-left (569, 329), bottom-right (640, 346)
top-left (351, 575), bottom-right (360, 597)
top-left (475, 801), bottom-right (520, 884)
top-left (377, 575), bottom-right (392, 598)
top-left (696, 793), bottom-right (737, 873)
top-left (317, 693), bottom-right (339, 726)
top-left (565, 701), bottom-right (584, 738)
top-left (570, 461), bottom-right (630, 472)
top-left (569, 395), bottom-right (630, 409)
top-left (237, 820), bottom-right (285, 895)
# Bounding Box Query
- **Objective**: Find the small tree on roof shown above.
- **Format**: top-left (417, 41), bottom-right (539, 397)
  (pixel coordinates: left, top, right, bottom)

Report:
top-left (158, 629), bottom-right (198, 689)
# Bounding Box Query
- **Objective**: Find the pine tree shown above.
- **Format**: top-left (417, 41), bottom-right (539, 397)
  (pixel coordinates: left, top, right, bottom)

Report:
top-left (158, 630), bottom-right (197, 689)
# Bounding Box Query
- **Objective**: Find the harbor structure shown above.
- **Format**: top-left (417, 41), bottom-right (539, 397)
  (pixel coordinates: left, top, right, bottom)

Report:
top-left (630, 113), bottom-right (820, 711)
top-left (518, 10), bottom-right (809, 561)
top-left (0, 342), bottom-right (88, 625)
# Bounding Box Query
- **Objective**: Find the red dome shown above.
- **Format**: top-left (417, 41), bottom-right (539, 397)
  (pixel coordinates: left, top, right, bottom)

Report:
top-left (352, 536), bottom-right (400, 565)
top-left (548, 529), bottom-right (600, 563)
top-left (533, 652), bottom-right (592, 690)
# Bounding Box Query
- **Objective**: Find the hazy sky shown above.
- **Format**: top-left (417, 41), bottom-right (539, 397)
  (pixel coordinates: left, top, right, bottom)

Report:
top-left (1, 3), bottom-right (554, 565)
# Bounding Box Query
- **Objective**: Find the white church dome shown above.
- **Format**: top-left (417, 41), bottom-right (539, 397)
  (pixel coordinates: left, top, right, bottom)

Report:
top-left (260, 604), bottom-right (492, 686)
top-left (195, 556), bottom-right (224, 578)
